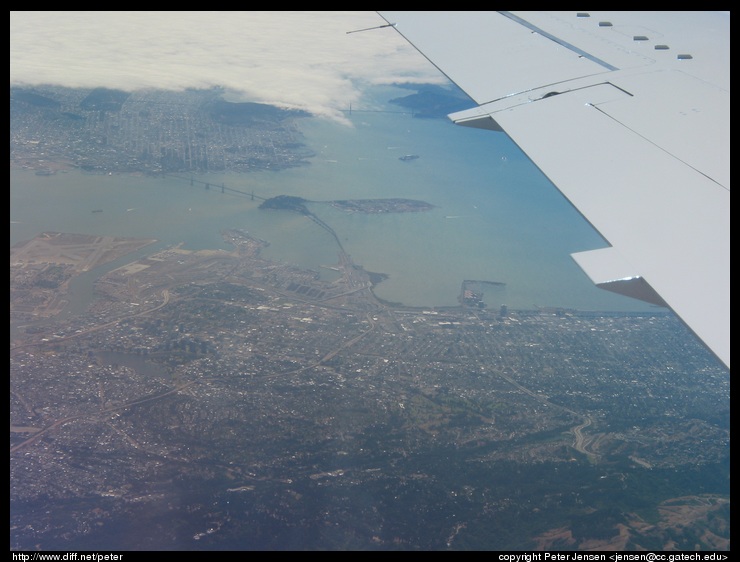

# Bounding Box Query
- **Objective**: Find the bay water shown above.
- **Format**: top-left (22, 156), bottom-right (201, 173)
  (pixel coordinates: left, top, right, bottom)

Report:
top-left (10, 85), bottom-right (656, 313)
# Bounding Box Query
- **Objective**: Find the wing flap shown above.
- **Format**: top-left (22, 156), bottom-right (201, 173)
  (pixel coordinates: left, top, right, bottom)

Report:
top-left (464, 86), bottom-right (730, 368)
top-left (572, 247), bottom-right (668, 307)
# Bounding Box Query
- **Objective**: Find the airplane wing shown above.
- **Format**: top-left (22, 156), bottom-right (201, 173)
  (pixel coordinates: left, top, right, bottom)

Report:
top-left (378, 11), bottom-right (730, 370)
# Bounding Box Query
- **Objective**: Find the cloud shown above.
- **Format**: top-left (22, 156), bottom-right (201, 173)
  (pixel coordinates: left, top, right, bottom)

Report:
top-left (10, 11), bottom-right (446, 123)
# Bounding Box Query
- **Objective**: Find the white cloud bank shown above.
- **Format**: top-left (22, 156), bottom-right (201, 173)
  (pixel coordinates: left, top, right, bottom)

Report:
top-left (10, 11), bottom-right (446, 123)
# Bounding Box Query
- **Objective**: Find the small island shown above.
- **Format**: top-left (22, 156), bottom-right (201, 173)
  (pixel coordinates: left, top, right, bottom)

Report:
top-left (259, 195), bottom-right (310, 214)
top-left (331, 198), bottom-right (434, 214)
top-left (260, 195), bottom-right (434, 215)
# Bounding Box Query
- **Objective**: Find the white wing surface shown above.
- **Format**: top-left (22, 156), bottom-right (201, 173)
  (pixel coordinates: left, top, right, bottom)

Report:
top-left (379, 11), bottom-right (730, 369)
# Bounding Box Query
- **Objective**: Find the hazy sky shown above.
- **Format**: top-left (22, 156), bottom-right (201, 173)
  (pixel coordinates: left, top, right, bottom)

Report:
top-left (10, 11), bottom-right (446, 124)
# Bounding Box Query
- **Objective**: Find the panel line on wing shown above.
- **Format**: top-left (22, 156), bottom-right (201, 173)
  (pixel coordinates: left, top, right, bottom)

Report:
top-left (499, 11), bottom-right (619, 72)
top-left (589, 104), bottom-right (730, 192)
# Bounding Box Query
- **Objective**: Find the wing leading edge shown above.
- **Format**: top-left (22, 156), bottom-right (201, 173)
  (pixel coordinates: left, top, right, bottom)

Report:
top-left (378, 11), bottom-right (729, 369)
